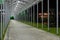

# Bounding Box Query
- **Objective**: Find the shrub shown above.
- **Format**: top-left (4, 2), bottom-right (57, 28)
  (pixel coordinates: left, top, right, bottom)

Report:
top-left (10, 16), bottom-right (14, 20)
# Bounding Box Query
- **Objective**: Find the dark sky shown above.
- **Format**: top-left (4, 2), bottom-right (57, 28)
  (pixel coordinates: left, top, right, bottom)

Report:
top-left (32, 0), bottom-right (60, 13)
top-left (58, 0), bottom-right (60, 11)
top-left (43, 0), bottom-right (56, 9)
top-left (43, 0), bottom-right (47, 12)
top-left (49, 0), bottom-right (56, 8)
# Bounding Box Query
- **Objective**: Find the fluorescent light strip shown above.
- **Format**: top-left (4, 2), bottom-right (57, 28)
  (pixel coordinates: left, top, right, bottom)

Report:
top-left (19, 0), bottom-right (28, 3)
top-left (18, 1), bottom-right (26, 4)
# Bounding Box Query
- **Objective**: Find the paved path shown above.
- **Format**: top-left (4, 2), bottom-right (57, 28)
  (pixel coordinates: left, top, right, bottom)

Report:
top-left (4, 20), bottom-right (60, 40)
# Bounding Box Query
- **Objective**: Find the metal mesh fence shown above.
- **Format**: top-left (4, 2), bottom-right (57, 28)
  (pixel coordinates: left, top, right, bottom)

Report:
top-left (0, 0), bottom-right (11, 40)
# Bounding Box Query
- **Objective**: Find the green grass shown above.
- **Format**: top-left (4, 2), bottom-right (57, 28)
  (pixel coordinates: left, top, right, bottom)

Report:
top-left (2, 21), bottom-right (10, 40)
top-left (58, 28), bottom-right (60, 36)
top-left (20, 21), bottom-right (60, 36)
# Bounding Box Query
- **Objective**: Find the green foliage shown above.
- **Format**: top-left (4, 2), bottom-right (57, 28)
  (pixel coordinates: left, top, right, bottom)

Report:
top-left (10, 16), bottom-right (14, 20)
top-left (20, 21), bottom-right (60, 36)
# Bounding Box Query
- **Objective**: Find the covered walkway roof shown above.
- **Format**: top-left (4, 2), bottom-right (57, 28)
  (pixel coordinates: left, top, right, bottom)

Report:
top-left (4, 0), bottom-right (42, 16)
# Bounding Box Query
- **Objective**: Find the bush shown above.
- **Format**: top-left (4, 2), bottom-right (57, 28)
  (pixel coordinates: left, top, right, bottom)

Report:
top-left (10, 16), bottom-right (14, 19)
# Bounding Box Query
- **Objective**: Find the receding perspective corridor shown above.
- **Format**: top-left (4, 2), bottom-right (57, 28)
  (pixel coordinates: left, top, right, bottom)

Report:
top-left (0, 0), bottom-right (60, 40)
top-left (4, 20), bottom-right (59, 40)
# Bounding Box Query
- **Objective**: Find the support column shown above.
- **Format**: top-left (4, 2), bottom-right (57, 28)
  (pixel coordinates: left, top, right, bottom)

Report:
top-left (42, 0), bottom-right (43, 29)
top-left (37, 2), bottom-right (38, 28)
top-left (56, 0), bottom-right (58, 34)
top-left (48, 0), bottom-right (49, 31)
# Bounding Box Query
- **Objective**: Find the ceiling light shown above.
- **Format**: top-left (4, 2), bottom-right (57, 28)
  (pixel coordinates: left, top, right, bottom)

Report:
top-left (18, 1), bottom-right (20, 3)
top-left (17, 1), bottom-right (26, 4)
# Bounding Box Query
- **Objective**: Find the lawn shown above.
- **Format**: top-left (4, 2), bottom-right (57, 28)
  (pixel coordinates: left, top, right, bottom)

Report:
top-left (20, 21), bottom-right (60, 36)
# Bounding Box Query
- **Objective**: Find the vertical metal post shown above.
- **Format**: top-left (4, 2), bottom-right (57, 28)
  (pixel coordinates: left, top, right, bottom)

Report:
top-left (28, 8), bottom-right (30, 22)
top-left (31, 7), bottom-right (32, 25)
top-left (42, 0), bottom-right (43, 29)
top-left (2, 0), bottom-right (5, 33)
top-left (48, 0), bottom-right (49, 31)
top-left (21, 12), bottom-right (22, 21)
top-left (23, 11), bottom-right (25, 22)
top-left (28, 8), bottom-right (30, 24)
top-left (27, 8), bottom-right (29, 22)
top-left (30, 8), bottom-right (31, 24)
top-left (24, 10), bottom-right (26, 22)
top-left (28, 9), bottom-right (30, 24)
top-left (56, 0), bottom-right (58, 34)
top-left (27, 9), bottom-right (29, 21)
top-left (1, 4), bottom-right (2, 40)
top-left (33, 5), bottom-right (34, 26)
top-left (37, 2), bottom-right (38, 28)
top-left (25, 10), bottom-right (26, 22)
top-left (1, 0), bottom-right (4, 39)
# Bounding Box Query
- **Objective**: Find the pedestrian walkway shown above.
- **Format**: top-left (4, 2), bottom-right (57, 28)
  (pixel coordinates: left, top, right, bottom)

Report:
top-left (4, 20), bottom-right (59, 40)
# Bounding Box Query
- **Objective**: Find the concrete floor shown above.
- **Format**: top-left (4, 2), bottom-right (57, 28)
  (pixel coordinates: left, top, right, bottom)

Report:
top-left (4, 20), bottom-right (60, 40)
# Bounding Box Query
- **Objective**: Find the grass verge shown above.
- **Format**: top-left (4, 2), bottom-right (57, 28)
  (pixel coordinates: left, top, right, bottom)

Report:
top-left (20, 21), bottom-right (60, 36)
top-left (2, 21), bottom-right (10, 40)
